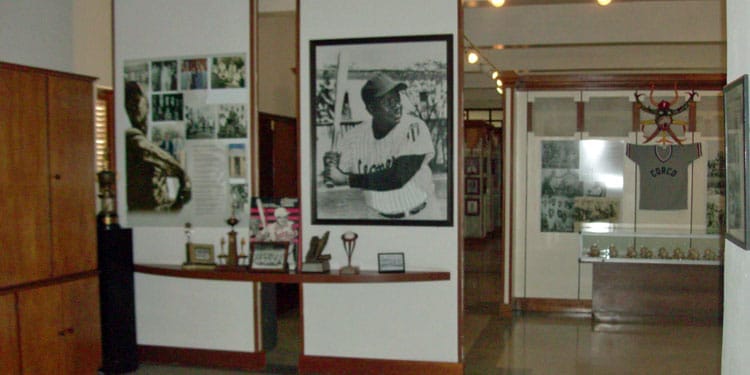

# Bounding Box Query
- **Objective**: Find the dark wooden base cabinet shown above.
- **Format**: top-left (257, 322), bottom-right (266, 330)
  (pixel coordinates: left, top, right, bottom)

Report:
top-left (592, 262), bottom-right (723, 324)
top-left (99, 227), bottom-right (138, 373)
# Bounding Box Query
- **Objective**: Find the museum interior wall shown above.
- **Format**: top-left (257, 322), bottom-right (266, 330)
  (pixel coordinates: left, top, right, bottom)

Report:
top-left (9, 0), bottom-right (750, 372)
top-left (298, 0), bottom-right (461, 362)
top-left (721, 1), bottom-right (750, 373)
top-left (0, 0), bottom-right (113, 88)
top-left (114, 0), bottom-right (257, 352)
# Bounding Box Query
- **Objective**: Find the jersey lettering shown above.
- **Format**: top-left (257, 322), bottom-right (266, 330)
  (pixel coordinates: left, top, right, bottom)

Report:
top-left (649, 166), bottom-right (678, 177)
top-left (357, 156), bottom-right (396, 175)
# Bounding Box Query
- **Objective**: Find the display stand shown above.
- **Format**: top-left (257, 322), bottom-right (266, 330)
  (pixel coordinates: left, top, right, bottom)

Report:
top-left (98, 226), bottom-right (139, 373)
top-left (579, 227), bottom-right (723, 324)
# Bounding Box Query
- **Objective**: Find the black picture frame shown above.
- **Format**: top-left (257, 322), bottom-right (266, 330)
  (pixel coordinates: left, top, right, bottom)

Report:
top-left (466, 177), bottom-right (480, 195)
top-left (466, 198), bottom-right (480, 216)
top-left (465, 156), bottom-right (480, 175)
top-left (310, 34), bottom-right (454, 226)
top-left (724, 74), bottom-right (750, 249)
top-left (249, 241), bottom-right (290, 272)
top-left (378, 252), bottom-right (405, 273)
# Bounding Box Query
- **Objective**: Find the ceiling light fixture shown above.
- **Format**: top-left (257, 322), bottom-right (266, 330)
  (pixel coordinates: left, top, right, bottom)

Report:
top-left (597, 0), bottom-right (612, 6)
top-left (489, 0), bottom-right (505, 7)
top-left (464, 35), bottom-right (505, 96)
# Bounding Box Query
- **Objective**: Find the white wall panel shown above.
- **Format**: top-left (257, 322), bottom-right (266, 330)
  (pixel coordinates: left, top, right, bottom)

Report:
top-left (722, 1), bottom-right (750, 374)
top-left (114, 0), bottom-right (255, 352)
top-left (299, 0), bottom-right (460, 362)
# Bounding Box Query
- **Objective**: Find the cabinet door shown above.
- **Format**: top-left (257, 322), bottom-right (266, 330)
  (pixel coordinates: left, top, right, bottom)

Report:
top-left (18, 277), bottom-right (102, 374)
top-left (0, 293), bottom-right (20, 375)
top-left (60, 276), bottom-right (102, 374)
top-left (18, 283), bottom-right (64, 374)
top-left (0, 66), bottom-right (52, 287)
top-left (48, 75), bottom-right (97, 277)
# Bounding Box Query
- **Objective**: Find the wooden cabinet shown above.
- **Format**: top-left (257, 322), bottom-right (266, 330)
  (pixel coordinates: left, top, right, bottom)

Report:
top-left (0, 63), bottom-right (97, 287)
top-left (0, 293), bottom-right (20, 375)
top-left (18, 277), bottom-right (102, 374)
top-left (0, 62), bottom-right (101, 374)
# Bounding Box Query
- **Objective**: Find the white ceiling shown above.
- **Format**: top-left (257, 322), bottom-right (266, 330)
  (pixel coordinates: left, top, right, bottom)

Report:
top-left (462, 0), bottom-right (725, 106)
top-left (258, 0), bottom-right (726, 107)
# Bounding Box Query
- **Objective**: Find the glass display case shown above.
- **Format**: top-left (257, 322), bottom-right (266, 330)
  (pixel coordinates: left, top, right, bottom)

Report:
top-left (579, 223), bottom-right (723, 265)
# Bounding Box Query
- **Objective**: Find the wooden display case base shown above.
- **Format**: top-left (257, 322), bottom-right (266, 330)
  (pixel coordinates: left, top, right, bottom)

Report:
top-left (592, 262), bottom-right (723, 325)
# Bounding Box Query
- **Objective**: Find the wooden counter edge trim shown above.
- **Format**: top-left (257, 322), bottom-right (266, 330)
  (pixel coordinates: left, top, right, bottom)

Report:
top-left (135, 264), bottom-right (450, 283)
top-left (298, 355), bottom-right (463, 375)
top-left (138, 345), bottom-right (265, 371)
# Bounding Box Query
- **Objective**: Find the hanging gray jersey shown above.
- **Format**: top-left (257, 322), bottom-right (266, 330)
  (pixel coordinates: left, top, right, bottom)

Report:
top-left (626, 143), bottom-right (702, 210)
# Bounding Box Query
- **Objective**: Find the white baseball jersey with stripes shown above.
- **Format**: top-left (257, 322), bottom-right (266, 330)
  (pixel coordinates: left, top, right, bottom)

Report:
top-left (338, 114), bottom-right (435, 215)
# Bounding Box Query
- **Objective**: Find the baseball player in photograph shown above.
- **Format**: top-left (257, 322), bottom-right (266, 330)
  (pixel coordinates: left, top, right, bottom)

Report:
top-left (324, 72), bottom-right (438, 219)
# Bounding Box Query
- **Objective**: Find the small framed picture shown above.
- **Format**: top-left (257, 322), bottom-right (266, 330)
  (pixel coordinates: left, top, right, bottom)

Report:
top-left (465, 157), bottom-right (480, 175)
top-left (187, 243), bottom-right (216, 265)
top-left (466, 198), bottom-right (480, 216)
top-left (724, 74), bottom-right (750, 249)
top-left (378, 252), bottom-right (405, 273)
top-left (466, 177), bottom-right (480, 195)
top-left (249, 241), bottom-right (289, 272)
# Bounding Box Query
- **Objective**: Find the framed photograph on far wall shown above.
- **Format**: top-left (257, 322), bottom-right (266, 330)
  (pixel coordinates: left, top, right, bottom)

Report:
top-left (466, 177), bottom-right (480, 195)
top-left (465, 156), bottom-right (480, 175)
top-left (310, 34), bottom-right (453, 226)
top-left (724, 74), bottom-right (750, 249)
top-left (466, 198), bottom-right (480, 216)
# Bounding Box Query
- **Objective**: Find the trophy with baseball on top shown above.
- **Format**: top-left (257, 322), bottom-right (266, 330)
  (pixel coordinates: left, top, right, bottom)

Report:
top-left (339, 231), bottom-right (360, 275)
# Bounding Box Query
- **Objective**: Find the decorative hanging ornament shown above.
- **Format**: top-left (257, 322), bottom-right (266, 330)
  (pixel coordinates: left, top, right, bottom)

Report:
top-left (634, 84), bottom-right (697, 145)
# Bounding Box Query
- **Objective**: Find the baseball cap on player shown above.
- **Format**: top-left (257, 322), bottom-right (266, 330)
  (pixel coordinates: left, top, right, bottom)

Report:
top-left (274, 207), bottom-right (289, 218)
top-left (361, 73), bottom-right (407, 105)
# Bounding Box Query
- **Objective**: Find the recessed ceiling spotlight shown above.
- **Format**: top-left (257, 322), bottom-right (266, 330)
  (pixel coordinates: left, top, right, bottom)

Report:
top-left (597, 0), bottom-right (612, 6)
top-left (489, 0), bottom-right (505, 7)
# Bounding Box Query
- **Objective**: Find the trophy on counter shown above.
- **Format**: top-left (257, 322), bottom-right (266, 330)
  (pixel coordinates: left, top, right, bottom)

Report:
top-left (184, 222), bottom-right (193, 261)
top-left (217, 210), bottom-right (246, 270)
top-left (302, 231), bottom-right (331, 273)
top-left (339, 231), bottom-right (360, 275)
top-left (97, 170), bottom-right (119, 229)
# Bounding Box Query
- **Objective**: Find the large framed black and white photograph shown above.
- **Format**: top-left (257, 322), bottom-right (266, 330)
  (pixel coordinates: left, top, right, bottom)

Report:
top-left (310, 34), bottom-right (453, 226)
top-left (724, 74), bottom-right (750, 249)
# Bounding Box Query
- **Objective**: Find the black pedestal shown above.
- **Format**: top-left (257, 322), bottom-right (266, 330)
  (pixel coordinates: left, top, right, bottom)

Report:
top-left (98, 226), bottom-right (139, 373)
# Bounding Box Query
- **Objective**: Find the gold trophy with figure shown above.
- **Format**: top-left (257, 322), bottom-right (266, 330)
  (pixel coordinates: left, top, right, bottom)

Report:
top-left (97, 170), bottom-right (119, 229)
top-left (217, 209), bottom-right (247, 270)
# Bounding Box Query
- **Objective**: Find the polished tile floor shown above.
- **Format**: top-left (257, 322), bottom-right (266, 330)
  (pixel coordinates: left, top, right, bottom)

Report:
top-left (129, 309), bottom-right (722, 375)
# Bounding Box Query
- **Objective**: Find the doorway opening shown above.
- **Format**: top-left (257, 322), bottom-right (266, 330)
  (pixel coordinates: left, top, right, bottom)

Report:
top-left (463, 111), bottom-right (505, 315)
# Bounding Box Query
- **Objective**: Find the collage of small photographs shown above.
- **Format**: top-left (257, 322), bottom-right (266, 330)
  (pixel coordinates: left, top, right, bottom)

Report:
top-left (124, 54), bottom-right (250, 222)
top-left (540, 140), bottom-right (622, 233)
